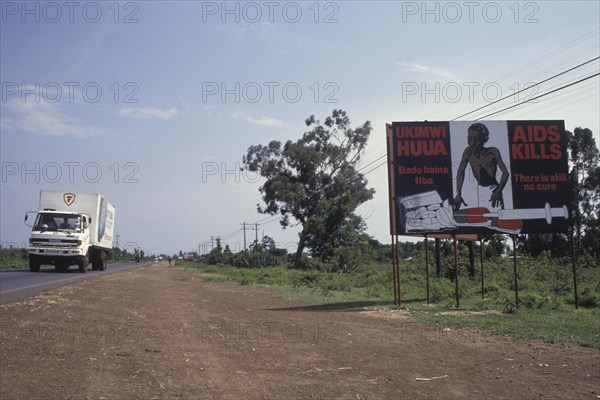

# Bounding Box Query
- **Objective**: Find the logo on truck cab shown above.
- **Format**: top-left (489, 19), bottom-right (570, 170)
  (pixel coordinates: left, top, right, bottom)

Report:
top-left (63, 193), bottom-right (76, 206)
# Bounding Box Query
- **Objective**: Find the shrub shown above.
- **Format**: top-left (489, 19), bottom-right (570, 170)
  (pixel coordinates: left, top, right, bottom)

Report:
top-left (290, 271), bottom-right (319, 288)
top-left (483, 281), bottom-right (503, 295)
top-left (579, 292), bottom-right (599, 308)
top-left (520, 293), bottom-right (549, 309)
top-left (430, 279), bottom-right (454, 303)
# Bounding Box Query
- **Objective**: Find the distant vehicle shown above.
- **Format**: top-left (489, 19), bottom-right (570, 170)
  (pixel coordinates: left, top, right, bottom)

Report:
top-left (25, 190), bottom-right (116, 273)
top-left (154, 258), bottom-right (159, 263)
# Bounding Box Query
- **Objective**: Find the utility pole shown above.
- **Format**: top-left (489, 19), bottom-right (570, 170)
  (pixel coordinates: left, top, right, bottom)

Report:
top-left (242, 222), bottom-right (247, 252)
top-left (246, 223), bottom-right (261, 252)
top-left (115, 234), bottom-right (120, 261)
top-left (210, 236), bottom-right (214, 251)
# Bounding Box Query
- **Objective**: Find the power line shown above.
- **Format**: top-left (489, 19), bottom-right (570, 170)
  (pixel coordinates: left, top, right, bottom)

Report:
top-left (492, 28), bottom-right (599, 84)
top-left (421, 28), bottom-right (599, 121)
top-left (362, 160), bottom-right (388, 177)
top-left (0, 185), bottom-right (37, 209)
top-left (218, 226), bottom-right (242, 239)
top-left (357, 154), bottom-right (387, 173)
top-left (476, 72), bottom-right (600, 120)
top-left (0, 192), bottom-right (30, 210)
top-left (251, 215), bottom-right (278, 224)
top-left (260, 218), bottom-right (280, 227)
top-left (452, 56), bottom-right (600, 121)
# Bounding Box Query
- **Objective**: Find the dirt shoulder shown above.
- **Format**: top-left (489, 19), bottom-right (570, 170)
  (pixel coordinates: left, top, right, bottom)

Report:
top-left (1, 263), bottom-right (598, 399)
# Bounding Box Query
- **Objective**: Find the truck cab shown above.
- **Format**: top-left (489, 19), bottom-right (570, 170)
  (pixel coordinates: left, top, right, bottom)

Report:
top-left (26, 210), bottom-right (93, 272)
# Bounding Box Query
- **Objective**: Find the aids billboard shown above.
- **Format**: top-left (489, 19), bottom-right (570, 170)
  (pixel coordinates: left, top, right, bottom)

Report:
top-left (387, 120), bottom-right (571, 235)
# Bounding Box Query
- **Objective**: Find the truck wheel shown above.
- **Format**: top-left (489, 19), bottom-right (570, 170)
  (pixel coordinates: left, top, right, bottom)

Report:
top-left (98, 251), bottom-right (107, 271)
top-left (91, 252), bottom-right (98, 271)
top-left (29, 258), bottom-right (41, 272)
top-left (79, 255), bottom-right (89, 273)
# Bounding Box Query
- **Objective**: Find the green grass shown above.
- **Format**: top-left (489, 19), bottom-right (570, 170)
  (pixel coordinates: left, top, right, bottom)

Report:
top-left (0, 248), bottom-right (29, 270)
top-left (409, 305), bottom-right (600, 348)
top-left (181, 259), bottom-right (600, 348)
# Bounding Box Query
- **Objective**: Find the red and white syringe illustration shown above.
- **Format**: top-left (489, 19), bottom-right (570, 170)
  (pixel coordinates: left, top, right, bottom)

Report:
top-left (453, 203), bottom-right (569, 233)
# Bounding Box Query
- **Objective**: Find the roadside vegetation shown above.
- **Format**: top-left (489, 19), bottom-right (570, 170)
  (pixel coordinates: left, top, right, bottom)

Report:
top-left (180, 244), bottom-right (599, 348)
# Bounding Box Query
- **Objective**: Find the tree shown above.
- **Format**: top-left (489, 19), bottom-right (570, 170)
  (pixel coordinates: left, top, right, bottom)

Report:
top-left (568, 127), bottom-right (599, 258)
top-left (520, 233), bottom-right (569, 258)
top-left (581, 164), bottom-right (600, 258)
top-left (480, 234), bottom-right (507, 258)
top-left (207, 238), bottom-right (223, 264)
top-left (243, 110), bottom-right (374, 267)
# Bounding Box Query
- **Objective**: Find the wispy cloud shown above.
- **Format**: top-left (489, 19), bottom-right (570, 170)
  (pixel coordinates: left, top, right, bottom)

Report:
top-left (118, 107), bottom-right (179, 120)
top-left (231, 111), bottom-right (287, 127)
top-left (1, 101), bottom-right (101, 138)
top-left (395, 62), bottom-right (460, 81)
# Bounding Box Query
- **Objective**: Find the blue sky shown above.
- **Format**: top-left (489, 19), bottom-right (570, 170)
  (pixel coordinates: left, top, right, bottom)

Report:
top-left (1, 1), bottom-right (599, 256)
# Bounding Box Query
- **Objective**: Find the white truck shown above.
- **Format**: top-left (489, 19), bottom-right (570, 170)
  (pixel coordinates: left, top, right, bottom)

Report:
top-left (25, 190), bottom-right (116, 273)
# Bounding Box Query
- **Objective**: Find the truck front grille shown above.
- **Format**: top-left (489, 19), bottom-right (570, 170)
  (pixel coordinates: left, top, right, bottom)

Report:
top-left (30, 239), bottom-right (79, 248)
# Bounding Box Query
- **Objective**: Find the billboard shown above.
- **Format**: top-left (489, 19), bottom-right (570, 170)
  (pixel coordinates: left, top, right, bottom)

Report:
top-left (387, 120), bottom-right (570, 235)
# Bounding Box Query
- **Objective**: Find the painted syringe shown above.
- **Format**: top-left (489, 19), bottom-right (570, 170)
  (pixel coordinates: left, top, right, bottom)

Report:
top-left (483, 203), bottom-right (569, 225)
top-left (454, 203), bottom-right (569, 224)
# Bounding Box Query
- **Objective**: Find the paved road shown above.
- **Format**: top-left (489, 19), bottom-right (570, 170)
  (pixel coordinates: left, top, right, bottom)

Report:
top-left (0, 261), bottom-right (155, 305)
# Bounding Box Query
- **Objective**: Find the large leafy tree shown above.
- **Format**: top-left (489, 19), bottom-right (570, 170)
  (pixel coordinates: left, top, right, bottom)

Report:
top-left (242, 110), bottom-right (374, 266)
top-left (568, 127), bottom-right (599, 258)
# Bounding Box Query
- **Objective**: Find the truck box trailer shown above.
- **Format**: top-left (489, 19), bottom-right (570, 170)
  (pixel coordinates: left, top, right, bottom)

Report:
top-left (25, 190), bottom-right (116, 273)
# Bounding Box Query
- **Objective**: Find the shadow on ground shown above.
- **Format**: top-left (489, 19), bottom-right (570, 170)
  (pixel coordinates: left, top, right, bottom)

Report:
top-left (267, 300), bottom-right (396, 312)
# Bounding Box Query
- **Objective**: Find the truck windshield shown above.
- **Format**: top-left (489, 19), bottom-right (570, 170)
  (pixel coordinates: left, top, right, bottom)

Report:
top-left (34, 213), bottom-right (82, 232)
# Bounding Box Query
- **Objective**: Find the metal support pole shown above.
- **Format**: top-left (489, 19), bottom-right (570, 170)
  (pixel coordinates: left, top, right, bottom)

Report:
top-left (395, 236), bottom-right (402, 307)
top-left (453, 235), bottom-right (460, 308)
top-left (435, 238), bottom-right (441, 277)
top-left (511, 234), bottom-right (519, 308)
top-left (391, 235), bottom-right (398, 307)
top-left (479, 236), bottom-right (485, 299)
top-left (425, 235), bottom-right (430, 304)
top-left (570, 234), bottom-right (579, 310)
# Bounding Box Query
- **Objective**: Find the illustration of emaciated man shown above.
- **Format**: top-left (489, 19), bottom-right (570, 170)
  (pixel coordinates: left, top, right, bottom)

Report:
top-left (453, 123), bottom-right (509, 211)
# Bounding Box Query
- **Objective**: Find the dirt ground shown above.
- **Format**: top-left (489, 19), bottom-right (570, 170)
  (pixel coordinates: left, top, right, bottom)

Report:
top-left (1, 263), bottom-right (598, 400)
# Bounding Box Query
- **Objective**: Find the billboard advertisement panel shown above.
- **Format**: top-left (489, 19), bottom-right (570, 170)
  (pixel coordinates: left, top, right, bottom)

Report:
top-left (387, 120), bottom-right (570, 235)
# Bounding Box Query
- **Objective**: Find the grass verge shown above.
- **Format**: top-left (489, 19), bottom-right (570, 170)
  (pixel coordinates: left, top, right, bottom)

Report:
top-left (181, 261), bottom-right (600, 348)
